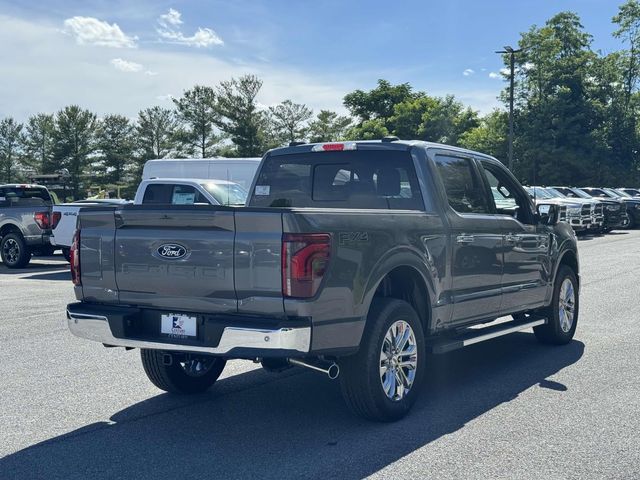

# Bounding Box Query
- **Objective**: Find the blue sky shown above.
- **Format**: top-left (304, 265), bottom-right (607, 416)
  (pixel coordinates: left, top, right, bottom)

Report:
top-left (0, 0), bottom-right (626, 121)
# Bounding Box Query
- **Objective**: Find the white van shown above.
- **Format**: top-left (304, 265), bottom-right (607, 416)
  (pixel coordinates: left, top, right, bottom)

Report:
top-left (142, 158), bottom-right (261, 190)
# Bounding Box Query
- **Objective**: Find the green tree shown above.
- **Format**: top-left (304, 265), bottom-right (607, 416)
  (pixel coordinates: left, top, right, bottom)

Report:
top-left (97, 114), bottom-right (135, 185)
top-left (0, 117), bottom-right (24, 183)
top-left (343, 79), bottom-right (417, 122)
top-left (613, 0), bottom-right (640, 105)
top-left (215, 75), bottom-right (267, 156)
top-left (268, 100), bottom-right (313, 144)
top-left (308, 110), bottom-right (352, 142)
top-left (458, 110), bottom-right (508, 160)
top-left (23, 113), bottom-right (55, 174)
top-left (344, 118), bottom-right (388, 140)
top-left (52, 106), bottom-right (97, 199)
top-left (136, 106), bottom-right (178, 160)
top-left (173, 85), bottom-right (220, 157)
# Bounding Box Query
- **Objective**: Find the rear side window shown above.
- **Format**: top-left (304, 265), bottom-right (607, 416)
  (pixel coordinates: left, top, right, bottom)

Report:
top-left (434, 155), bottom-right (490, 214)
top-left (142, 184), bottom-right (211, 205)
top-left (0, 187), bottom-right (51, 207)
top-left (250, 150), bottom-right (424, 210)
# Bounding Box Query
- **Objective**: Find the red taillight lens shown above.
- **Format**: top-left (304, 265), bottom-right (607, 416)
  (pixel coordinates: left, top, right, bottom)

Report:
top-left (70, 230), bottom-right (81, 286)
top-left (34, 211), bottom-right (51, 230)
top-left (282, 233), bottom-right (331, 298)
top-left (51, 211), bottom-right (62, 229)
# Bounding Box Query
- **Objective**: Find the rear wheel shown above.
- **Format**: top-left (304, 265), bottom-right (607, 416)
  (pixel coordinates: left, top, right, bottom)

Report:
top-left (534, 265), bottom-right (579, 345)
top-left (140, 350), bottom-right (226, 394)
top-left (1, 233), bottom-right (31, 269)
top-left (339, 298), bottom-right (425, 422)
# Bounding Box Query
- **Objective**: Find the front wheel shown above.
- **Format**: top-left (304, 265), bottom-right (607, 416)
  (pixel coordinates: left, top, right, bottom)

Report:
top-left (1, 233), bottom-right (31, 269)
top-left (140, 350), bottom-right (226, 394)
top-left (339, 298), bottom-right (426, 422)
top-left (534, 265), bottom-right (579, 345)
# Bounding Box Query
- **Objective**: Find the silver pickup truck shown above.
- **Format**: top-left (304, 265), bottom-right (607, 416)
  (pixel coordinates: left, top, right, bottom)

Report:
top-left (0, 184), bottom-right (54, 268)
top-left (67, 139), bottom-right (580, 421)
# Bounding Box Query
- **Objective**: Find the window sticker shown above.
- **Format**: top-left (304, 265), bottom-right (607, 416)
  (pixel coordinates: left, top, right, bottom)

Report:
top-left (172, 192), bottom-right (196, 205)
top-left (255, 185), bottom-right (270, 196)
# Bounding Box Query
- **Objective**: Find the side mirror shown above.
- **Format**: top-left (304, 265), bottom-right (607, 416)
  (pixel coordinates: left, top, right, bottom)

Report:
top-left (536, 203), bottom-right (559, 225)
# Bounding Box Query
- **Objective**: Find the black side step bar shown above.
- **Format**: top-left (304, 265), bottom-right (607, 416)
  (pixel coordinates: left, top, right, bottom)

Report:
top-left (429, 316), bottom-right (547, 354)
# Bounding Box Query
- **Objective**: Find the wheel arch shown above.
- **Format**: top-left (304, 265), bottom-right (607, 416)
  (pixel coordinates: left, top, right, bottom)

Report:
top-left (362, 252), bottom-right (435, 335)
top-left (0, 221), bottom-right (24, 239)
top-left (556, 248), bottom-right (580, 288)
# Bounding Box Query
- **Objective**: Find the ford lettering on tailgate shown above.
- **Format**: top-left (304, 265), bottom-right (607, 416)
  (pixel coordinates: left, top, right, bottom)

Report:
top-left (157, 243), bottom-right (187, 259)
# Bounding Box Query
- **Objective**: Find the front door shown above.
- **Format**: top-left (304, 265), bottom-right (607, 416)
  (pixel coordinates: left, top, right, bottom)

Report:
top-left (479, 161), bottom-right (549, 313)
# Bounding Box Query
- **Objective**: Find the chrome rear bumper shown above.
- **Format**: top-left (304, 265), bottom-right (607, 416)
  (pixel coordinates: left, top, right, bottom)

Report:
top-left (67, 309), bottom-right (311, 356)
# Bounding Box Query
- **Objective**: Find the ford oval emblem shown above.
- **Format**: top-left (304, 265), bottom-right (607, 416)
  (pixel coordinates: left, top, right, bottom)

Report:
top-left (157, 243), bottom-right (187, 260)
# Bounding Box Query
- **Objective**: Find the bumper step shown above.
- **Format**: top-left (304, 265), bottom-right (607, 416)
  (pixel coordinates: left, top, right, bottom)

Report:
top-left (429, 315), bottom-right (547, 354)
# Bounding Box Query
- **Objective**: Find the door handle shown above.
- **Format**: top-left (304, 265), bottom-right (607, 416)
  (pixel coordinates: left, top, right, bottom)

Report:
top-left (504, 234), bottom-right (519, 245)
top-left (456, 235), bottom-right (475, 244)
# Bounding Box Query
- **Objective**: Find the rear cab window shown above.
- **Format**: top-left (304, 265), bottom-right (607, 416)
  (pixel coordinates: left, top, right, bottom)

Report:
top-left (0, 186), bottom-right (51, 207)
top-left (249, 149), bottom-right (425, 210)
top-left (141, 184), bottom-right (212, 205)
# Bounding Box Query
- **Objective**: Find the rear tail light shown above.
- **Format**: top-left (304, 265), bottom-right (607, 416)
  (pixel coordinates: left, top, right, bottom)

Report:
top-left (51, 211), bottom-right (62, 229)
top-left (282, 233), bottom-right (331, 298)
top-left (70, 230), bottom-right (81, 286)
top-left (34, 211), bottom-right (51, 230)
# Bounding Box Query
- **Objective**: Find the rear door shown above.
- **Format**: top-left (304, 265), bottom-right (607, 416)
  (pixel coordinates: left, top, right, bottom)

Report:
top-left (113, 206), bottom-right (236, 313)
top-left (432, 152), bottom-right (504, 324)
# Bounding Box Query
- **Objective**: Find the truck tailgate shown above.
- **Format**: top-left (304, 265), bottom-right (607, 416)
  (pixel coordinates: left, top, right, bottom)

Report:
top-left (78, 206), bottom-right (285, 316)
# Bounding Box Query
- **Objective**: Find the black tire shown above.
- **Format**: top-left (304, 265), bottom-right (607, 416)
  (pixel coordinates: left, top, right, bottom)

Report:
top-left (628, 212), bottom-right (637, 229)
top-left (1, 233), bottom-right (31, 269)
top-left (62, 247), bottom-right (71, 262)
top-left (140, 349), bottom-right (226, 394)
top-left (534, 265), bottom-right (579, 345)
top-left (339, 298), bottom-right (426, 422)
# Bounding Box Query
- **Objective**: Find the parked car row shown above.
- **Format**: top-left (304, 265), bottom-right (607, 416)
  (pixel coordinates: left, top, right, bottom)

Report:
top-left (1, 158), bottom-right (263, 268)
top-left (521, 185), bottom-right (640, 233)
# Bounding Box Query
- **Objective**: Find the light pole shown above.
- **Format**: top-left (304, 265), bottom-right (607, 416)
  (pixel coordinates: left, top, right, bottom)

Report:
top-left (495, 45), bottom-right (522, 171)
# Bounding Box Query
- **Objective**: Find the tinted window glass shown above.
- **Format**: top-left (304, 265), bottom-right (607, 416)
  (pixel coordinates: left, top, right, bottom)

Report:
top-left (142, 184), bottom-right (210, 205)
top-left (0, 187), bottom-right (51, 207)
top-left (482, 164), bottom-right (532, 224)
top-left (434, 155), bottom-right (489, 214)
top-left (250, 150), bottom-right (424, 210)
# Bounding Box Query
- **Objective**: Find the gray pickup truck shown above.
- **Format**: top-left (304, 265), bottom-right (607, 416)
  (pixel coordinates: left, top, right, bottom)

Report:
top-left (0, 184), bottom-right (54, 268)
top-left (67, 139), bottom-right (580, 421)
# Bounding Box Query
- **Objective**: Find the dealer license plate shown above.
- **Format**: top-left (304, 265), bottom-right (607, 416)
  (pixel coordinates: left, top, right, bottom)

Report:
top-left (161, 313), bottom-right (197, 338)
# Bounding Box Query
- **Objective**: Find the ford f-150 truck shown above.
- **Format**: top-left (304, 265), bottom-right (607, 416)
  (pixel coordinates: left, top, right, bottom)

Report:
top-left (67, 139), bottom-right (580, 421)
top-left (0, 184), bottom-right (54, 268)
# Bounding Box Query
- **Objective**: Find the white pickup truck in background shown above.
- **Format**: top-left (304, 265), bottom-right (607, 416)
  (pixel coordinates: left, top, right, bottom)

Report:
top-left (50, 199), bottom-right (131, 260)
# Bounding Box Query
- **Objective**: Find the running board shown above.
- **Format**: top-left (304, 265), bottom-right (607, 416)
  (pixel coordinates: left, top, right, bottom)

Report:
top-left (429, 316), bottom-right (547, 354)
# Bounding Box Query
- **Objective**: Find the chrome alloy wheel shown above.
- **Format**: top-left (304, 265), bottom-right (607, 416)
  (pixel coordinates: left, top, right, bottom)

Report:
top-left (558, 278), bottom-right (576, 333)
top-left (180, 355), bottom-right (217, 377)
top-left (2, 238), bottom-right (20, 264)
top-left (379, 320), bottom-right (418, 401)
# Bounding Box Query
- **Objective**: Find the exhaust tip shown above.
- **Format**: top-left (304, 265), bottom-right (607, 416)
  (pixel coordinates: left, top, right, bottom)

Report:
top-left (327, 363), bottom-right (340, 380)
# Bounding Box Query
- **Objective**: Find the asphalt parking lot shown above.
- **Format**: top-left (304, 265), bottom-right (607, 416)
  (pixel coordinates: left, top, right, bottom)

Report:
top-left (1, 231), bottom-right (639, 480)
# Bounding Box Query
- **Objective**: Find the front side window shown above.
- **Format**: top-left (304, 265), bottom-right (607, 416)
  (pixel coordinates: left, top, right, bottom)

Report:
top-left (481, 162), bottom-right (534, 224)
top-left (434, 155), bottom-right (490, 214)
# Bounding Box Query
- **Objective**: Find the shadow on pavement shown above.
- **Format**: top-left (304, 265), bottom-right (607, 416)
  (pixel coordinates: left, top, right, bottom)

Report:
top-left (0, 333), bottom-right (584, 480)
top-left (20, 270), bottom-right (71, 281)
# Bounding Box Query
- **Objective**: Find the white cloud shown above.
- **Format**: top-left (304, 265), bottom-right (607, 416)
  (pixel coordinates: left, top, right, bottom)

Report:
top-left (111, 58), bottom-right (143, 72)
top-left (145, 70), bottom-right (159, 76)
top-left (489, 72), bottom-right (500, 79)
top-left (158, 8), bottom-right (183, 28)
top-left (463, 68), bottom-right (475, 76)
top-left (156, 94), bottom-right (175, 101)
top-left (63, 16), bottom-right (137, 48)
top-left (500, 67), bottom-right (510, 76)
top-left (156, 8), bottom-right (223, 48)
